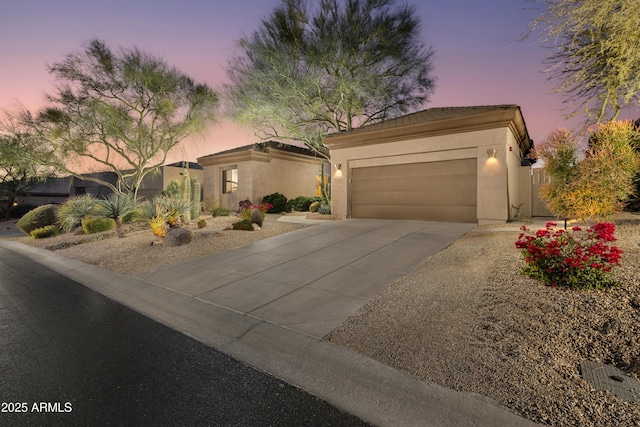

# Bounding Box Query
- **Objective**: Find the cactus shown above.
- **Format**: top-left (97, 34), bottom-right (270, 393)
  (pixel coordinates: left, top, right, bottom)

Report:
top-left (191, 176), bottom-right (201, 219)
top-left (181, 173), bottom-right (192, 222)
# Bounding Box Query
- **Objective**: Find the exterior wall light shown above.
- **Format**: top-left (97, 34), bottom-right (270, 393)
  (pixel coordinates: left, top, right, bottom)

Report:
top-left (334, 163), bottom-right (342, 170)
top-left (486, 149), bottom-right (497, 159)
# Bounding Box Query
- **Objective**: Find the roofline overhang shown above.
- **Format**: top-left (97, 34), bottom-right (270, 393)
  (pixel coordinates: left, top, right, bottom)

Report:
top-left (197, 146), bottom-right (326, 167)
top-left (324, 106), bottom-right (532, 154)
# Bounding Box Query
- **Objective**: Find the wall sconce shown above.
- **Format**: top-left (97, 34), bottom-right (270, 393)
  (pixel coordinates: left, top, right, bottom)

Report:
top-left (486, 149), bottom-right (497, 159)
top-left (334, 163), bottom-right (342, 170)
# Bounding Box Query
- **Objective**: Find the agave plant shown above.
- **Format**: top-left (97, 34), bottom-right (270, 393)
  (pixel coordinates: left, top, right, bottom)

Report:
top-left (56, 194), bottom-right (100, 232)
top-left (97, 193), bottom-right (136, 238)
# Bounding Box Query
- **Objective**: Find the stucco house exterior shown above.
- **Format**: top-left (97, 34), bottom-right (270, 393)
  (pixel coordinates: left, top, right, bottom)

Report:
top-left (197, 141), bottom-right (327, 210)
top-left (324, 105), bottom-right (535, 224)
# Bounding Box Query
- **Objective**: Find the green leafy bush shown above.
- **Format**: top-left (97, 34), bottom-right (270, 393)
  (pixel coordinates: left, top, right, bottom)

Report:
top-left (16, 204), bottom-right (59, 235)
top-left (57, 194), bottom-right (99, 232)
top-left (288, 196), bottom-right (321, 211)
top-left (82, 217), bottom-right (115, 234)
top-left (261, 192), bottom-right (288, 213)
top-left (30, 225), bottom-right (61, 239)
top-left (232, 218), bottom-right (254, 231)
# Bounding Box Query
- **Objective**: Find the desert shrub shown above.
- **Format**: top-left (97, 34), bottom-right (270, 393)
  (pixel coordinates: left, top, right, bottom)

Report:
top-left (232, 218), bottom-right (254, 231)
top-left (211, 206), bottom-right (231, 217)
top-left (309, 201), bottom-right (321, 212)
top-left (30, 224), bottom-right (61, 239)
top-left (261, 192), bottom-right (287, 213)
top-left (16, 204), bottom-right (59, 235)
top-left (318, 204), bottom-right (332, 215)
top-left (197, 218), bottom-right (207, 228)
top-left (203, 198), bottom-right (231, 217)
top-left (57, 194), bottom-right (99, 232)
top-left (537, 122), bottom-right (640, 221)
top-left (153, 195), bottom-right (191, 226)
top-left (135, 195), bottom-right (190, 238)
top-left (82, 216), bottom-right (115, 234)
top-left (288, 195), bottom-right (321, 211)
top-left (9, 203), bottom-right (37, 219)
top-left (516, 221), bottom-right (622, 290)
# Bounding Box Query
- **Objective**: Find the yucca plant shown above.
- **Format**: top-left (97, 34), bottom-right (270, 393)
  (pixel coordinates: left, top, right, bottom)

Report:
top-left (97, 193), bottom-right (136, 238)
top-left (56, 194), bottom-right (100, 232)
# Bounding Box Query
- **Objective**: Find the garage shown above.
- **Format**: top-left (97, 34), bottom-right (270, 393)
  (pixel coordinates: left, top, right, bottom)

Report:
top-left (324, 105), bottom-right (534, 225)
top-left (351, 159), bottom-right (477, 222)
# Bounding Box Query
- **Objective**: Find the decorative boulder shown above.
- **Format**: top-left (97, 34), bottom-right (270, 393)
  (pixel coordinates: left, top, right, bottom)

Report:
top-left (164, 227), bottom-right (193, 247)
top-left (250, 207), bottom-right (263, 227)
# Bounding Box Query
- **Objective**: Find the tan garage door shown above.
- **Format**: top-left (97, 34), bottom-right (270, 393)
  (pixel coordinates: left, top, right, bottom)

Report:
top-left (351, 159), bottom-right (477, 222)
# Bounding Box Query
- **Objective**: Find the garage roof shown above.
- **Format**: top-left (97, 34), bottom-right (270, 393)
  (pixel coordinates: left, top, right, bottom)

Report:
top-left (324, 105), bottom-right (533, 155)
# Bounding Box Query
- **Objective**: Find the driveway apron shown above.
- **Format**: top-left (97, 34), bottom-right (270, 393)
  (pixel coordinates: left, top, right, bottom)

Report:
top-left (136, 219), bottom-right (475, 339)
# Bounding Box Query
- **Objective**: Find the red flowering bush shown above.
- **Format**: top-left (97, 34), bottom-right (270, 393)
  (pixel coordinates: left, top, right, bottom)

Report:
top-left (515, 222), bottom-right (622, 290)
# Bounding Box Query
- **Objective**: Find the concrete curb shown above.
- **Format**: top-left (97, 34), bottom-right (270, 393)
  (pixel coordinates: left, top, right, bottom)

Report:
top-left (0, 239), bottom-right (538, 426)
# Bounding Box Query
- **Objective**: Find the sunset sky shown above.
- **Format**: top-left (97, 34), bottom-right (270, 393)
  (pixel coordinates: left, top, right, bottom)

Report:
top-left (2, 0), bottom-right (638, 163)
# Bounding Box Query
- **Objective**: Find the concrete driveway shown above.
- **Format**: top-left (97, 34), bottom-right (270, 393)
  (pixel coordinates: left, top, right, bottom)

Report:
top-left (136, 219), bottom-right (475, 339)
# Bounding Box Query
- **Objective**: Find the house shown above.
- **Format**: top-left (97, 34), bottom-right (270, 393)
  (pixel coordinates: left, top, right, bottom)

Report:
top-left (70, 161), bottom-right (204, 200)
top-left (197, 141), bottom-right (327, 210)
top-left (11, 176), bottom-right (73, 208)
top-left (16, 162), bottom-right (203, 209)
top-left (324, 105), bottom-right (535, 224)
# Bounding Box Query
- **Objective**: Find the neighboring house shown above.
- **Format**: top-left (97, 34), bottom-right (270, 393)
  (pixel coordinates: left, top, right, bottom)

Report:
top-left (13, 176), bottom-right (73, 207)
top-left (70, 161), bottom-right (204, 201)
top-left (324, 105), bottom-right (536, 224)
top-left (197, 141), bottom-right (326, 210)
top-left (16, 162), bottom-right (202, 208)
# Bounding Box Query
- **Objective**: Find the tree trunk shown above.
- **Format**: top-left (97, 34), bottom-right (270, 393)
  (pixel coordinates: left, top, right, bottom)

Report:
top-left (115, 217), bottom-right (125, 238)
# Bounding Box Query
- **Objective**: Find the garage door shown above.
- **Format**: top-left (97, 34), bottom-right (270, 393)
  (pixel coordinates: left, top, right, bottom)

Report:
top-left (351, 159), bottom-right (477, 222)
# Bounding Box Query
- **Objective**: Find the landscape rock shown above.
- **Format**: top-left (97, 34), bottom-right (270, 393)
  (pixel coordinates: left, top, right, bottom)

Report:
top-left (163, 227), bottom-right (193, 247)
top-left (252, 223), bottom-right (261, 231)
top-left (250, 208), bottom-right (263, 227)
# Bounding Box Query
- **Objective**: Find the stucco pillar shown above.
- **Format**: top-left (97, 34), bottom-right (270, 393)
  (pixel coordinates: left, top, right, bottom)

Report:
top-left (330, 155), bottom-right (348, 220)
top-left (477, 145), bottom-right (509, 224)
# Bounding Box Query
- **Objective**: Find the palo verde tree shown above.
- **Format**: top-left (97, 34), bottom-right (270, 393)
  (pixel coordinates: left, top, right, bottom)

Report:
top-left (224, 0), bottom-right (436, 158)
top-left (33, 39), bottom-right (219, 199)
top-left (0, 109), bottom-right (56, 219)
top-left (529, 0), bottom-right (640, 124)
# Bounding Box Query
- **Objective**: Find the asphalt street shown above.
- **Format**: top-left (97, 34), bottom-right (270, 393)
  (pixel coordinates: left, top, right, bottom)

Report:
top-left (0, 246), bottom-right (369, 426)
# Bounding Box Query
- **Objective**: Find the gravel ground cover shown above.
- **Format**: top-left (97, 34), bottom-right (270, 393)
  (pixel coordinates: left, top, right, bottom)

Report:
top-left (329, 213), bottom-right (640, 426)
top-left (10, 214), bottom-right (307, 275)
top-left (7, 211), bottom-right (640, 425)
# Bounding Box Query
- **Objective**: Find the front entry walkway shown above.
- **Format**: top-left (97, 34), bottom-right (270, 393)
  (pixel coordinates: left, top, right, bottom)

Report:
top-left (136, 219), bottom-right (474, 339)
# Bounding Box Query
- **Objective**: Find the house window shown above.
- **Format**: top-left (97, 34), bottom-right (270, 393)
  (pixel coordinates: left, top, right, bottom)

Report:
top-left (222, 167), bottom-right (238, 194)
